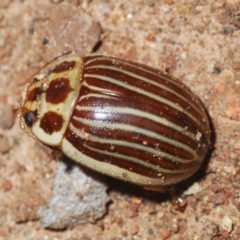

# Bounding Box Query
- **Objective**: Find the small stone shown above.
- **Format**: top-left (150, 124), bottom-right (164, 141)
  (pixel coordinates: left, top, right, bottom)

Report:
top-left (149, 228), bottom-right (154, 235)
top-left (161, 230), bottom-right (171, 240)
top-left (146, 33), bottom-right (155, 42)
top-left (178, 4), bottom-right (190, 14)
top-left (220, 216), bottom-right (233, 233)
top-left (132, 197), bottom-right (142, 205)
top-left (38, 157), bottom-right (110, 229)
top-left (183, 182), bottom-right (202, 196)
top-left (185, 74), bottom-right (196, 81)
top-left (157, 211), bottom-right (164, 218)
top-left (193, 236), bottom-right (200, 240)
top-left (207, 60), bottom-right (218, 73)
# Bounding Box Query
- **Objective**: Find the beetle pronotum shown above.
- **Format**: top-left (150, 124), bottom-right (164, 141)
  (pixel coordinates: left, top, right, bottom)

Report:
top-left (19, 53), bottom-right (210, 192)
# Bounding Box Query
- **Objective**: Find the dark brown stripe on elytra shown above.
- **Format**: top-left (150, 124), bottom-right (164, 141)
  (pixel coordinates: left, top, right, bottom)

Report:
top-left (70, 116), bottom-right (195, 160)
top-left (83, 56), bottom-right (202, 112)
top-left (78, 85), bottom-right (209, 146)
top-left (82, 73), bottom-right (208, 135)
top-left (51, 61), bottom-right (76, 73)
top-left (64, 127), bottom-right (199, 179)
top-left (46, 78), bottom-right (73, 104)
top-left (83, 56), bottom-right (209, 129)
top-left (83, 66), bottom-right (205, 123)
top-left (40, 111), bottom-right (64, 134)
top-left (72, 104), bottom-right (200, 153)
top-left (69, 108), bottom-right (198, 166)
top-left (74, 106), bottom-right (208, 159)
top-left (83, 65), bottom-right (204, 127)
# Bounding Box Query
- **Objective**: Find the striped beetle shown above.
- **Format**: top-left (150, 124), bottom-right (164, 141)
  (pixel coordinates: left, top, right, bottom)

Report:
top-left (19, 53), bottom-right (210, 192)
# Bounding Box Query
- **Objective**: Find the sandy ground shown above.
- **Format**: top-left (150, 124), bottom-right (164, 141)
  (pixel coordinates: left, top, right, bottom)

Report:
top-left (0, 0), bottom-right (240, 239)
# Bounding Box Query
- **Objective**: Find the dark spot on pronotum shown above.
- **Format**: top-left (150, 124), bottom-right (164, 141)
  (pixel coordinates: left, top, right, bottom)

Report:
top-left (46, 78), bottom-right (73, 104)
top-left (24, 111), bottom-right (35, 127)
top-left (51, 61), bottom-right (76, 73)
top-left (40, 111), bottom-right (64, 134)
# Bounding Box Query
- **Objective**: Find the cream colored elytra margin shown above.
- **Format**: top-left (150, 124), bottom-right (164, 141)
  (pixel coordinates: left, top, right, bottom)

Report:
top-left (31, 54), bottom-right (82, 146)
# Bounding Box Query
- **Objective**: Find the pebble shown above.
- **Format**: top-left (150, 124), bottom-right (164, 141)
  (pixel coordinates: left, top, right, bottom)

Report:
top-left (161, 230), bottom-right (171, 240)
top-left (183, 182), bottom-right (202, 196)
top-left (220, 216), bottom-right (233, 233)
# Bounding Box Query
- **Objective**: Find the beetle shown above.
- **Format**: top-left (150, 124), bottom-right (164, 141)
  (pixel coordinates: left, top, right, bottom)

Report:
top-left (19, 53), bottom-right (210, 192)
